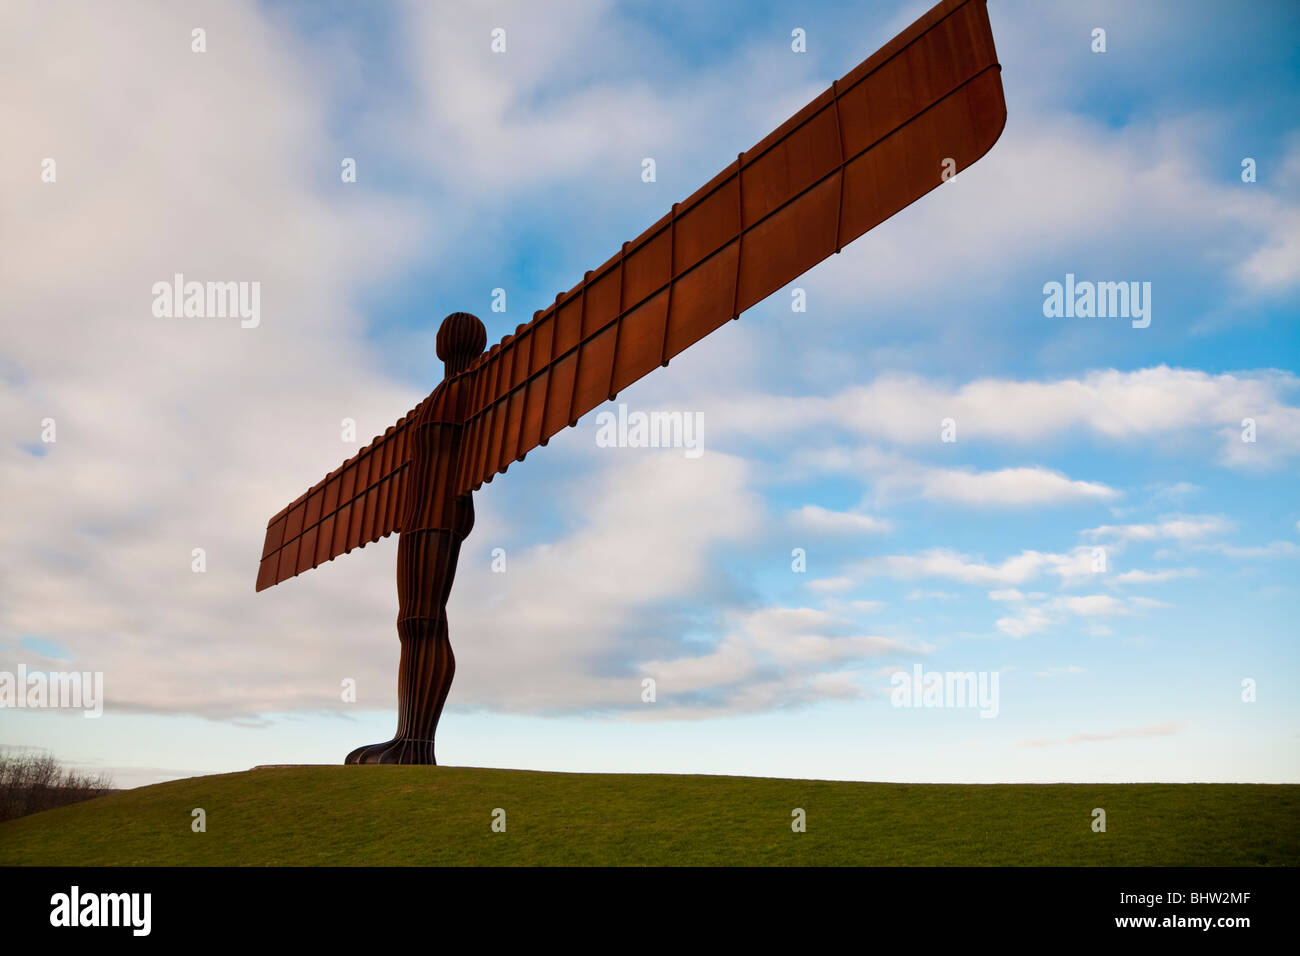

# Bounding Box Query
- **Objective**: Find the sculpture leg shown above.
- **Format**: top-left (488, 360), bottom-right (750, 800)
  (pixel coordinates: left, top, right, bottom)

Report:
top-left (345, 501), bottom-right (470, 765)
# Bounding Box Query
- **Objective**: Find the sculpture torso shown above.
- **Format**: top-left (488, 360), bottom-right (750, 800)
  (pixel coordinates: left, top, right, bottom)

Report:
top-left (400, 376), bottom-right (474, 542)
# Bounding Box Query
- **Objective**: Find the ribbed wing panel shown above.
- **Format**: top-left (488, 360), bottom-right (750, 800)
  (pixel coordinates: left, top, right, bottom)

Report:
top-left (452, 0), bottom-right (1005, 495)
top-left (255, 396), bottom-right (431, 591)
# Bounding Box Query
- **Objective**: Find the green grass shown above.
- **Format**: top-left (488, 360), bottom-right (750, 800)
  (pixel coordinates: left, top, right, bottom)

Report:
top-left (0, 767), bottom-right (1295, 866)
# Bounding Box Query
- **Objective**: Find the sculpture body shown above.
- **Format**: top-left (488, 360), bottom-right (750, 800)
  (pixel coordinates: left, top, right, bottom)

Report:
top-left (345, 314), bottom-right (485, 764)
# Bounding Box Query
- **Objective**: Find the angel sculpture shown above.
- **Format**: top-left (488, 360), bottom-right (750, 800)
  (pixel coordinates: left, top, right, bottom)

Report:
top-left (255, 0), bottom-right (1006, 764)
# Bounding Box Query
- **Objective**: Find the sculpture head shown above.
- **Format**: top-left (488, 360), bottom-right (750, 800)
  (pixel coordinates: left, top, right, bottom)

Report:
top-left (436, 312), bottom-right (487, 378)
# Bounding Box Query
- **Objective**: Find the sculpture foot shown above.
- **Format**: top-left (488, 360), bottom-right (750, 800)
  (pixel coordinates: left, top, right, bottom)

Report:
top-left (344, 737), bottom-right (437, 765)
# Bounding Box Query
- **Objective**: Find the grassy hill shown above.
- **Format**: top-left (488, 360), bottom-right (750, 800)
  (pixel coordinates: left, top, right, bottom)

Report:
top-left (0, 766), bottom-right (1295, 866)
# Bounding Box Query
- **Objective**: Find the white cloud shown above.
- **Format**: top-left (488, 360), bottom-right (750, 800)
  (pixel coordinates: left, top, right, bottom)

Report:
top-left (820, 597), bottom-right (888, 614)
top-left (790, 505), bottom-right (890, 534)
top-left (846, 600), bottom-right (886, 613)
top-left (855, 546), bottom-right (1103, 588)
top-left (997, 607), bottom-right (1054, 639)
top-left (393, 0), bottom-right (826, 202)
top-left (1128, 597), bottom-right (1172, 610)
top-left (993, 589), bottom-right (1165, 638)
top-left (908, 467), bottom-right (1117, 506)
top-left (1113, 568), bottom-right (1198, 584)
top-left (631, 606), bottom-right (927, 716)
top-left (1085, 515), bottom-right (1233, 543)
top-left (1193, 540), bottom-right (1299, 560)
top-left (792, 444), bottom-right (1119, 509)
top-left (1086, 516), bottom-right (1296, 562)
top-left (1058, 595), bottom-right (1126, 617)
top-left (712, 368), bottom-right (1300, 469)
top-left (1018, 721), bottom-right (1188, 747)
top-left (807, 577), bottom-right (855, 594)
top-left (859, 549), bottom-right (1054, 586)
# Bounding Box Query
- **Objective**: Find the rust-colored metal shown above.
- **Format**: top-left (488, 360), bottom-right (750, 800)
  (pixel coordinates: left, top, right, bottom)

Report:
top-left (256, 0), bottom-right (1006, 764)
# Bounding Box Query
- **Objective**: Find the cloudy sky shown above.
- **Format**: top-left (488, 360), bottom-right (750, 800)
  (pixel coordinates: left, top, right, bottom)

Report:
top-left (2, 0), bottom-right (1297, 788)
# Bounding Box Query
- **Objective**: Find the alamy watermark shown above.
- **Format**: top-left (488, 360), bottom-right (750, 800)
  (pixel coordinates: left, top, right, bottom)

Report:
top-left (50, 886), bottom-right (150, 936)
top-left (890, 664), bottom-right (999, 718)
top-left (151, 273), bottom-right (260, 328)
top-left (595, 403), bottom-right (704, 458)
top-left (1042, 273), bottom-right (1150, 328)
top-left (0, 664), bottom-right (104, 718)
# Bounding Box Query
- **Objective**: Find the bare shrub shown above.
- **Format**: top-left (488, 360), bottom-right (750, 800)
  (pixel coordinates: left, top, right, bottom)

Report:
top-left (0, 751), bottom-right (114, 822)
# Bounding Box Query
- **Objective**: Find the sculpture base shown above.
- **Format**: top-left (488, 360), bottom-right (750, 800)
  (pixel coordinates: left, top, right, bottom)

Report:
top-left (344, 737), bottom-right (438, 765)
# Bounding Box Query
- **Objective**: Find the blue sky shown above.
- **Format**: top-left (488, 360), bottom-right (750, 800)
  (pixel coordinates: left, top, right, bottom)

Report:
top-left (2, 0), bottom-right (1298, 788)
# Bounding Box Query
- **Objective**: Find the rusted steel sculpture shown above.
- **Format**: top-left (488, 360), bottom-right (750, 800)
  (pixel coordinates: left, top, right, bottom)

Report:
top-left (256, 0), bottom-right (1006, 764)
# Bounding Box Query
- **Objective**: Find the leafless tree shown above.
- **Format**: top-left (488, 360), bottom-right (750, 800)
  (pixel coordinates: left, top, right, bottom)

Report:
top-left (0, 751), bottom-right (114, 822)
